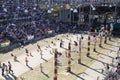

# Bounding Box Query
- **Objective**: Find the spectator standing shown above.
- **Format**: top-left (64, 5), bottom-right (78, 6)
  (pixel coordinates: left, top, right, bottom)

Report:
top-left (81, 35), bottom-right (84, 48)
top-left (73, 41), bottom-right (78, 53)
top-left (60, 40), bottom-right (63, 48)
top-left (25, 48), bottom-right (29, 56)
top-left (5, 64), bottom-right (9, 75)
top-left (57, 52), bottom-right (62, 65)
top-left (25, 57), bottom-right (29, 66)
top-left (8, 61), bottom-right (13, 74)
top-left (1, 63), bottom-right (6, 76)
top-left (37, 44), bottom-right (42, 52)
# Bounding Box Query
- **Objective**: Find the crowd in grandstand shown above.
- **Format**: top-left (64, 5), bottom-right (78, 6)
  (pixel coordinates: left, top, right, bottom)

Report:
top-left (0, 0), bottom-right (91, 46)
top-left (0, 0), bottom-right (44, 20)
top-left (0, 0), bottom-right (49, 44)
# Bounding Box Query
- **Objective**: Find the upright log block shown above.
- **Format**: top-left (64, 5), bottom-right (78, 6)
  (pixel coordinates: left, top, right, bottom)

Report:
top-left (78, 38), bottom-right (82, 63)
top-left (87, 35), bottom-right (90, 57)
top-left (67, 42), bottom-right (71, 72)
top-left (54, 49), bottom-right (58, 80)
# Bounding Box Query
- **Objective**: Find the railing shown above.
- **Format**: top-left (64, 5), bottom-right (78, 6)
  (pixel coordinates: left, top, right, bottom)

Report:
top-left (0, 30), bottom-right (56, 53)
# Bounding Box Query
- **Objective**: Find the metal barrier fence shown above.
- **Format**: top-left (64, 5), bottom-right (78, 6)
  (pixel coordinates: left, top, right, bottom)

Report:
top-left (0, 29), bottom-right (99, 53)
top-left (0, 32), bottom-right (54, 52)
top-left (0, 30), bottom-right (59, 53)
top-left (0, 30), bottom-right (106, 53)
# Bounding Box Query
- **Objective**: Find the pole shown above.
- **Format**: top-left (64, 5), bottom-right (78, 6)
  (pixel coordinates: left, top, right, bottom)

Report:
top-left (70, 0), bottom-right (73, 24)
top-left (54, 49), bottom-right (58, 80)
top-left (104, 27), bottom-right (108, 44)
top-left (40, 63), bottom-right (42, 72)
top-left (67, 42), bottom-right (71, 72)
top-left (78, 38), bottom-right (81, 63)
top-left (89, 1), bottom-right (92, 26)
top-left (109, 23), bottom-right (113, 41)
top-left (93, 33), bottom-right (96, 52)
top-left (0, 61), bottom-right (1, 68)
top-left (70, 9), bottom-right (72, 24)
top-left (59, 7), bottom-right (61, 22)
top-left (87, 35), bottom-right (90, 57)
top-left (99, 34), bottom-right (102, 47)
top-left (115, 3), bottom-right (117, 20)
top-left (25, 57), bottom-right (28, 66)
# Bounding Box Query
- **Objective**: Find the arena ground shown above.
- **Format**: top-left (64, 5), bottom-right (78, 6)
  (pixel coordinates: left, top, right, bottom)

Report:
top-left (0, 33), bottom-right (120, 80)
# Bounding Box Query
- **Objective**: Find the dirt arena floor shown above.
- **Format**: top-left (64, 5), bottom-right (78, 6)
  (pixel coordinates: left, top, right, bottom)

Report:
top-left (0, 33), bottom-right (119, 80)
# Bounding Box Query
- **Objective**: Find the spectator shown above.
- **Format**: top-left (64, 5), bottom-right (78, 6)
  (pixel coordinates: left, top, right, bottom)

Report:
top-left (1, 63), bottom-right (5, 76)
top-left (8, 61), bottom-right (13, 74)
